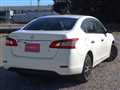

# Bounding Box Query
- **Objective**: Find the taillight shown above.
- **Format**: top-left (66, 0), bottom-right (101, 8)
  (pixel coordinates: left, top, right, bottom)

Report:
top-left (50, 38), bottom-right (79, 49)
top-left (6, 38), bottom-right (17, 46)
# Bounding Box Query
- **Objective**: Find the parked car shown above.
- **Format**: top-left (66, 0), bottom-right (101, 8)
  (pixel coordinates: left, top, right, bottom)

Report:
top-left (4, 15), bottom-right (116, 82)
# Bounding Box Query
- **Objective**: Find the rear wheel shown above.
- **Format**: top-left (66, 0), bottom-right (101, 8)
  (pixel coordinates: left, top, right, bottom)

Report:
top-left (81, 54), bottom-right (93, 82)
top-left (74, 54), bottom-right (93, 82)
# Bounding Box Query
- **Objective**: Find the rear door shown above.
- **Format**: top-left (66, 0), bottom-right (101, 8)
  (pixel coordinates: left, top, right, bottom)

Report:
top-left (81, 18), bottom-right (105, 62)
top-left (93, 19), bottom-right (108, 58)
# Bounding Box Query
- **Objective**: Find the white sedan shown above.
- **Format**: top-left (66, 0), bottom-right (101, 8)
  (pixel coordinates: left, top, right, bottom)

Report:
top-left (4, 15), bottom-right (116, 81)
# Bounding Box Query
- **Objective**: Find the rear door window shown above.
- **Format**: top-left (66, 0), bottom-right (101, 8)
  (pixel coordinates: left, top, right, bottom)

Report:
top-left (81, 19), bottom-right (95, 33)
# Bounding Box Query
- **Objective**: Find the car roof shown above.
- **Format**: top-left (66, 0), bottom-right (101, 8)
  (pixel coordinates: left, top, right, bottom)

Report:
top-left (38, 15), bottom-right (94, 19)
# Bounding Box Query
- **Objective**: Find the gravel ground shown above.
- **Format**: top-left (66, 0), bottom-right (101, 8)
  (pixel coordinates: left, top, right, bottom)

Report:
top-left (0, 32), bottom-right (120, 90)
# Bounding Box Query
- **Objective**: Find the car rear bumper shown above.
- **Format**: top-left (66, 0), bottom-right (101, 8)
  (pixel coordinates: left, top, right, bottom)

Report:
top-left (3, 49), bottom-right (85, 75)
top-left (3, 64), bottom-right (82, 75)
top-left (6, 66), bottom-right (82, 76)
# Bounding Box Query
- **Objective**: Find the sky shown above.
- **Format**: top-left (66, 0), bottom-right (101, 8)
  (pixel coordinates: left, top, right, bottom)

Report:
top-left (0, 0), bottom-right (54, 6)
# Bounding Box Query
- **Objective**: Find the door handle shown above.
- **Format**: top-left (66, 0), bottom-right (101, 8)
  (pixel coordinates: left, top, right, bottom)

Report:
top-left (101, 39), bottom-right (104, 42)
top-left (91, 41), bottom-right (95, 44)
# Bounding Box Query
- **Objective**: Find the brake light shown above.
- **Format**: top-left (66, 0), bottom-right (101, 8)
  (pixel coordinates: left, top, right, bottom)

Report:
top-left (50, 38), bottom-right (79, 49)
top-left (6, 38), bottom-right (17, 46)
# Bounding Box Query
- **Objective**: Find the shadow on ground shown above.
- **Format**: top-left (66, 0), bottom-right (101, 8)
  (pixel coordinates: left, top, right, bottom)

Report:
top-left (0, 68), bottom-right (85, 90)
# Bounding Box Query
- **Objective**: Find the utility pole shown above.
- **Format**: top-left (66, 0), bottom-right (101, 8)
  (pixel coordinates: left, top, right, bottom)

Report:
top-left (37, 0), bottom-right (40, 9)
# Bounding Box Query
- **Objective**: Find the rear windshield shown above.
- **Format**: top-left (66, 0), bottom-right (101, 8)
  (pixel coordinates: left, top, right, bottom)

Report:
top-left (23, 17), bottom-right (77, 31)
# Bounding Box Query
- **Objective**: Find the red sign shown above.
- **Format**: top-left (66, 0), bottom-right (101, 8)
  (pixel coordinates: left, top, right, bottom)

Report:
top-left (25, 43), bottom-right (40, 52)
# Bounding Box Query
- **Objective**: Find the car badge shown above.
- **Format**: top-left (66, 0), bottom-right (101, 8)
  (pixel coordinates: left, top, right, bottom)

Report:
top-left (30, 35), bottom-right (34, 39)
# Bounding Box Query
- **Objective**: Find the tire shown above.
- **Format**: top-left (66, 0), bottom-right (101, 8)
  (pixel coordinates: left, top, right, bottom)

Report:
top-left (73, 54), bottom-right (93, 82)
top-left (81, 54), bottom-right (93, 82)
top-left (107, 43), bottom-right (118, 62)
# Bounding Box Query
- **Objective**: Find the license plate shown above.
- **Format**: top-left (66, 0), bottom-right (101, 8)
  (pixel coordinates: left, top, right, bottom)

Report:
top-left (25, 43), bottom-right (40, 52)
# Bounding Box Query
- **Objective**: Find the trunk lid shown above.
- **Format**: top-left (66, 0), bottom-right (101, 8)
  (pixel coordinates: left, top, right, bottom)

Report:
top-left (9, 30), bottom-right (68, 58)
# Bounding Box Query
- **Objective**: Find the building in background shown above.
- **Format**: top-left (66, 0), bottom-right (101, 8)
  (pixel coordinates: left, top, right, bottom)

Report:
top-left (0, 6), bottom-right (57, 23)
